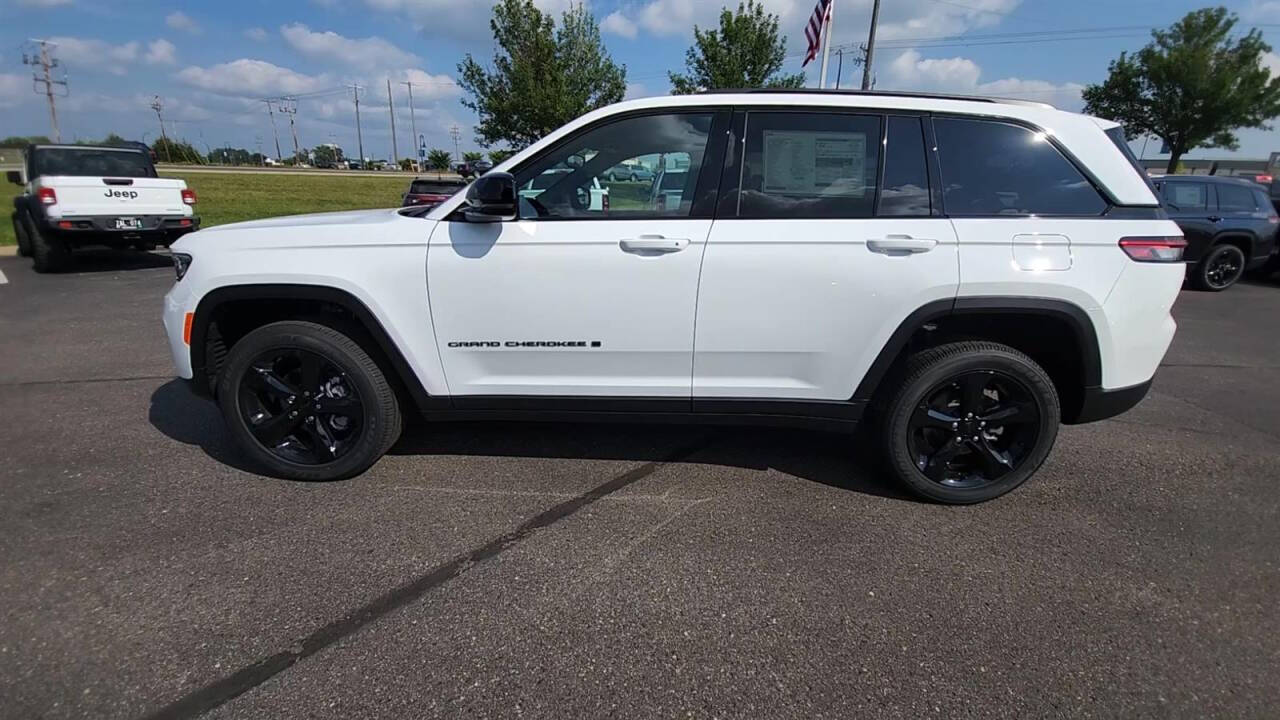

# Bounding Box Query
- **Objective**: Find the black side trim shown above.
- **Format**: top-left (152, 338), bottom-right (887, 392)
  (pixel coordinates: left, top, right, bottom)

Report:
top-left (189, 285), bottom-right (445, 414)
top-left (850, 296), bottom-right (1103, 402)
top-left (1070, 380), bottom-right (1151, 424)
top-left (453, 396), bottom-right (691, 413)
top-left (693, 397), bottom-right (865, 420)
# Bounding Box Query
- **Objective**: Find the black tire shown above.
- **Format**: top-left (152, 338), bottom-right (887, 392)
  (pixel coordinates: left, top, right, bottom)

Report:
top-left (1193, 243), bottom-right (1246, 291)
top-left (11, 213), bottom-right (31, 257)
top-left (24, 212), bottom-right (70, 273)
top-left (216, 321), bottom-right (402, 481)
top-left (880, 341), bottom-right (1060, 504)
top-left (629, 173), bottom-right (638, 182)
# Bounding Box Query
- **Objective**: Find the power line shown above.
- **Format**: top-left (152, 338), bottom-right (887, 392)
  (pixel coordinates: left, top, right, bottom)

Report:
top-left (23, 39), bottom-right (67, 143)
top-left (150, 95), bottom-right (169, 162)
top-left (262, 99), bottom-right (283, 163)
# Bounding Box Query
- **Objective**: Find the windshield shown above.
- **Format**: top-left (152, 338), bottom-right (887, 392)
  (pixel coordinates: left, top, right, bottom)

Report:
top-left (33, 148), bottom-right (156, 178)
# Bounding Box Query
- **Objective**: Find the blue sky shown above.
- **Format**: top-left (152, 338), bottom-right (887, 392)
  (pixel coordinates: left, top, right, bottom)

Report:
top-left (3, 0), bottom-right (1280, 161)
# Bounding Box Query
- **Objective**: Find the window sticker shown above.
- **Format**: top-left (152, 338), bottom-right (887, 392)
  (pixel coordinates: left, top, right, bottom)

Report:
top-left (762, 131), bottom-right (867, 197)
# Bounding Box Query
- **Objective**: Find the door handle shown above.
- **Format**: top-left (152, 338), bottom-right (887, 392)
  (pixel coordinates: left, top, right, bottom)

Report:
top-left (620, 235), bottom-right (689, 254)
top-left (1208, 216), bottom-right (1223, 223)
top-left (867, 235), bottom-right (938, 255)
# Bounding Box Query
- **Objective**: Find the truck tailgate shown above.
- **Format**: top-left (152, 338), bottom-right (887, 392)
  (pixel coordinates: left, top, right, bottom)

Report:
top-left (45, 176), bottom-right (190, 217)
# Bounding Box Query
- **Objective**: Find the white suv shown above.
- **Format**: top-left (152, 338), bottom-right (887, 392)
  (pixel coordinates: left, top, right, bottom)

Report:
top-left (162, 90), bottom-right (1185, 504)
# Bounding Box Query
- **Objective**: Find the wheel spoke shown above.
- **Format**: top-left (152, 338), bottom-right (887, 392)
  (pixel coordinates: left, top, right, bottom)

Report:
top-left (971, 437), bottom-right (1015, 479)
top-left (248, 410), bottom-right (305, 447)
top-left (246, 365), bottom-right (300, 399)
top-left (958, 372), bottom-right (991, 415)
top-left (912, 404), bottom-right (959, 431)
top-left (980, 400), bottom-right (1038, 426)
top-left (297, 353), bottom-right (323, 393)
top-left (315, 395), bottom-right (362, 416)
top-left (921, 439), bottom-right (964, 481)
top-left (303, 418), bottom-right (337, 462)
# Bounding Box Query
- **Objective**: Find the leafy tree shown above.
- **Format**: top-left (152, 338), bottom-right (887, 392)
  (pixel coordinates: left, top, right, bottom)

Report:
top-left (311, 145), bottom-right (343, 167)
top-left (458, 0), bottom-right (626, 150)
top-left (399, 157), bottom-right (415, 171)
top-left (0, 135), bottom-right (51, 147)
top-left (463, 150), bottom-right (485, 164)
top-left (489, 148), bottom-right (515, 164)
top-left (1083, 7), bottom-right (1280, 173)
top-left (669, 0), bottom-right (805, 94)
top-left (427, 148), bottom-right (453, 170)
top-left (152, 137), bottom-right (201, 164)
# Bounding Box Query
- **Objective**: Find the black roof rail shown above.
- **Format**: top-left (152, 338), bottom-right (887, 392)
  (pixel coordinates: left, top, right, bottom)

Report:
top-left (696, 87), bottom-right (1054, 108)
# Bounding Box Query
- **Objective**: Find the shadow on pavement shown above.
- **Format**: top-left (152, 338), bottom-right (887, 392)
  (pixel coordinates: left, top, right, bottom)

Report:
top-left (148, 379), bottom-right (913, 502)
top-left (37, 249), bottom-right (173, 274)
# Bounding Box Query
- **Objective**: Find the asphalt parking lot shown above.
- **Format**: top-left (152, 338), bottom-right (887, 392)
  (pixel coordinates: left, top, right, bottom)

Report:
top-left (1, 250), bottom-right (1278, 719)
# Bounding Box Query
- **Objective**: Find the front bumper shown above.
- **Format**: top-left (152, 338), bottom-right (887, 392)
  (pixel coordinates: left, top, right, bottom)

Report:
top-left (1070, 380), bottom-right (1153, 424)
top-left (163, 280), bottom-right (196, 380)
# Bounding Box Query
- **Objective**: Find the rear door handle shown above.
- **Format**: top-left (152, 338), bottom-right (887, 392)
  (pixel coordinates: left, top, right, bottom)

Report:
top-left (867, 235), bottom-right (938, 255)
top-left (1208, 216), bottom-right (1223, 223)
top-left (620, 235), bottom-right (689, 254)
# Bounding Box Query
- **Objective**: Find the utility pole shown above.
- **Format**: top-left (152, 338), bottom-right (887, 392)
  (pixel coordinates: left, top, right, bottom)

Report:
top-left (861, 0), bottom-right (882, 90)
top-left (279, 97), bottom-right (300, 164)
top-left (401, 81), bottom-right (419, 171)
top-left (262, 99), bottom-right (283, 163)
top-left (347, 84), bottom-right (365, 166)
top-left (386, 78), bottom-right (398, 167)
top-left (450, 124), bottom-right (461, 164)
top-left (23, 40), bottom-right (68, 142)
top-left (150, 95), bottom-right (170, 162)
top-left (834, 49), bottom-right (844, 90)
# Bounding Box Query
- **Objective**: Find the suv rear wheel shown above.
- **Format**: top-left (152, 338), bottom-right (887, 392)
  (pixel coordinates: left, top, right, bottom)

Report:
top-left (216, 321), bottom-right (403, 481)
top-left (1194, 243), bottom-right (1246, 291)
top-left (881, 342), bottom-right (1061, 504)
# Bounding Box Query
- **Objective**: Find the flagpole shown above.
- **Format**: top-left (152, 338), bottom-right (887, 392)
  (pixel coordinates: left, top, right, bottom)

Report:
top-left (818, 0), bottom-right (834, 88)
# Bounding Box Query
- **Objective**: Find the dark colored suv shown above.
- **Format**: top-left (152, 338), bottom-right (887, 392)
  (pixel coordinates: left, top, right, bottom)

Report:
top-left (1152, 175), bottom-right (1280, 290)
top-left (401, 177), bottom-right (467, 208)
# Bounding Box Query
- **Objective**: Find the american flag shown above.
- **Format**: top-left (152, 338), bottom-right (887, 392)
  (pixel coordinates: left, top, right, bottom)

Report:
top-left (802, 0), bottom-right (833, 67)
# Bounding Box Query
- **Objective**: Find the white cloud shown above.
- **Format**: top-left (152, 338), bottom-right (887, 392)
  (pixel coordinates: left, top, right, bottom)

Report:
top-left (884, 49), bottom-right (1083, 109)
top-left (623, 82), bottom-right (652, 100)
top-left (399, 68), bottom-right (461, 100)
top-left (48, 36), bottom-right (139, 74)
top-left (0, 73), bottom-right (29, 108)
top-left (176, 59), bottom-right (333, 97)
top-left (1245, 1), bottom-right (1280, 22)
top-left (601, 11), bottom-right (638, 39)
top-left (1263, 51), bottom-right (1280, 77)
top-left (360, 0), bottom-right (579, 40)
top-left (244, 27), bottom-right (268, 42)
top-left (165, 11), bottom-right (202, 34)
top-left (145, 39), bottom-right (177, 65)
top-left (280, 24), bottom-right (421, 71)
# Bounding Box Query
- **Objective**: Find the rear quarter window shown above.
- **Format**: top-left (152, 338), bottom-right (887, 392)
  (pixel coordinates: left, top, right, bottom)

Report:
top-left (934, 117), bottom-right (1106, 216)
top-left (1217, 184), bottom-right (1257, 212)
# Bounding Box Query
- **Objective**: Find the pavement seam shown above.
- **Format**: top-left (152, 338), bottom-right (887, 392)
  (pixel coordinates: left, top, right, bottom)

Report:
top-left (0, 374), bottom-right (174, 388)
top-left (140, 437), bottom-right (715, 720)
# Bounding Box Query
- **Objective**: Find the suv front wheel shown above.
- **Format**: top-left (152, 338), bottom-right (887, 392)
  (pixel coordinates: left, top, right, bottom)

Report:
top-left (881, 342), bottom-right (1061, 504)
top-left (216, 321), bottom-right (403, 481)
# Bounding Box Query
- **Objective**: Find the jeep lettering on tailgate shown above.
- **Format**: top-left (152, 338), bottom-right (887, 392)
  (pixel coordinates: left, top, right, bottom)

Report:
top-left (104, 189), bottom-right (140, 199)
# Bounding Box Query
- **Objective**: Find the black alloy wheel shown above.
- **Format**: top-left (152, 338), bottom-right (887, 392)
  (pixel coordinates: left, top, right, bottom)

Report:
top-left (1197, 244), bottom-right (1246, 291)
top-left (238, 349), bottom-right (364, 465)
top-left (906, 371), bottom-right (1041, 489)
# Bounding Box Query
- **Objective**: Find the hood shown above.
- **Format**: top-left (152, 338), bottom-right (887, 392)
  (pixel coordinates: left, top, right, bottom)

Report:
top-left (198, 207), bottom-right (404, 233)
top-left (171, 207), bottom-right (435, 253)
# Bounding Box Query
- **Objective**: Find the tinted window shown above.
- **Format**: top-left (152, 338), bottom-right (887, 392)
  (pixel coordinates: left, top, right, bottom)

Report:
top-left (934, 118), bottom-right (1106, 216)
top-left (33, 148), bottom-right (155, 178)
top-left (409, 181), bottom-right (464, 194)
top-left (1163, 182), bottom-right (1208, 211)
top-left (513, 112), bottom-right (713, 220)
top-left (1218, 183), bottom-right (1257, 212)
top-left (878, 116), bottom-right (930, 216)
top-left (738, 112), bottom-right (881, 219)
top-left (1253, 188), bottom-right (1272, 211)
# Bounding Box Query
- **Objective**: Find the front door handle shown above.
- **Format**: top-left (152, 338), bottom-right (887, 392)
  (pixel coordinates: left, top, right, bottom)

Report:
top-left (867, 235), bottom-right (938, 255)
top-left (620, 235), bottom-right (689, 254)
top-left (1208, 216), bottom-right (1223, 223)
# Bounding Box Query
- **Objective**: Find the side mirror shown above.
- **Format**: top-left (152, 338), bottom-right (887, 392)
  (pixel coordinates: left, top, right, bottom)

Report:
top-left (463, 172), bottom-right (516, 222)
top-left (5, 170), bottom-right (21, 185)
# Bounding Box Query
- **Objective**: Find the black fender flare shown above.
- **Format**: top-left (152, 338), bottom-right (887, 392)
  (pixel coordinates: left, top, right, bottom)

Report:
top-left (190, 284), bottom-right (445, 413)
top-left (851, 296), bottom-right (1103, 403)
top-left (1209, 231), bottom-right (1258, 259)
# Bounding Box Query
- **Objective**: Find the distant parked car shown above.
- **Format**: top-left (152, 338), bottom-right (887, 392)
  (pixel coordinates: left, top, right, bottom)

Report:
top-left (474, 160), bottom-right (493, 174)
top-left (605, 163), bottom-right (654, 183)
top-left (402, 177), bottom-right (467, 208)
top-left (1153, 174), bottom-right (1280, 290)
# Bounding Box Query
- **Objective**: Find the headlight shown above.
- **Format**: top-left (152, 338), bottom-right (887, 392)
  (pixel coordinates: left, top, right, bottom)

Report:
top-left (172, 252), bottom-right (193, 281)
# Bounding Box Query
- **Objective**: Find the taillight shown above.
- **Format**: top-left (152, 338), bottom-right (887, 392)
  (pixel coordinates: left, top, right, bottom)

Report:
top-left (37, 187), bottom-right (56, 205)
top-left (1258, 174), bottom-right (1274, 184)
top-left (1119, 236), bottom-right (1187, 262)
top-left (181, 188), bottom-right (196, 205)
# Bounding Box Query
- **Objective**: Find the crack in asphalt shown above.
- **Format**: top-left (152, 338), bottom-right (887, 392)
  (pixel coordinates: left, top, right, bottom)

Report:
top-left (140, 437), bottom-right (714, 720)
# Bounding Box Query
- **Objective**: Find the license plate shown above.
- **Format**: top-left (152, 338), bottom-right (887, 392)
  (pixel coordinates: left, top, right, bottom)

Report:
top-left (115, 217), bottom-right (142, 230)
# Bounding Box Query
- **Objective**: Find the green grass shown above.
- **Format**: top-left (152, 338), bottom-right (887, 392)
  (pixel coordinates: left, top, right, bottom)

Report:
top-left (1, 182), bottom-right (20, 246)
top-left (1, 171), bottom-right (414, 246)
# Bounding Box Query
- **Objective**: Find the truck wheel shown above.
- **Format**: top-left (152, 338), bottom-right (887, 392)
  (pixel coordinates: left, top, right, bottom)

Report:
top-left (25, 213), bottom-right (70, 273)
top-left (1193, 244), bottom-right (1246, 291)
top-left (880, 341), bottom-right (1060, 504)
top-left (11, 213), bottom-right (31, 257)
top-left (216, 321), bottom-right (403, 481)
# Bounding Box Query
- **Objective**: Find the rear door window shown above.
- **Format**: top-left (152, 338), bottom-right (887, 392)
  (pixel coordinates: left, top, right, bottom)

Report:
top-left (933, 117), bottom-right (1106, 216)
top-left (737, 112), bottom-right (882, 219)
top-left (1217, 183), bottom-right (1257, 213)
top-left (877, 116), bottom-right (930, 217)
top-left (1163, 182), bottom-right (1209, 212)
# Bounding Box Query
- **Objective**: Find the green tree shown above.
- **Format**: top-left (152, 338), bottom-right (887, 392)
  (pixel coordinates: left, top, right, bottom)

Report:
top-left (0, 135), bottom-right (51, 147)
top-left (311, 145), bottom-right (343, 167)
top-left (488, 149), bottom-right (515, 164)
top-left (1083, 7), bottom-right (1280, 173)
top-left (427, 148), bottom-right (453, 170)
top-left (152, 137), bottom-right (201, 164)
top-left (458, 0), bottom-right (626, 150)
top-left (463, 150), bottom-right (485, 164)
top-left (669, 0), bottom-right (804, 95)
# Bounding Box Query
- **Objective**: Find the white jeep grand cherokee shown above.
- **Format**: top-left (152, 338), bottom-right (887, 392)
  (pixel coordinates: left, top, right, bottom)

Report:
top-left (162, 90), bottom-right (1185, 504)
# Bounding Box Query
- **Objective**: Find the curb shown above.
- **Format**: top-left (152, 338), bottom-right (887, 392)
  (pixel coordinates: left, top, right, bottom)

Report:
top-left (0, 246), bottom-right (17, 257)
